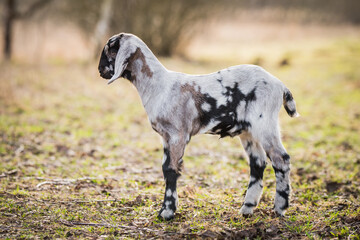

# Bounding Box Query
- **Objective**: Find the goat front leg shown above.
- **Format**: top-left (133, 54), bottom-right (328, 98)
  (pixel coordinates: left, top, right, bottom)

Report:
top-left (158, 136), bottom-right (186, 220)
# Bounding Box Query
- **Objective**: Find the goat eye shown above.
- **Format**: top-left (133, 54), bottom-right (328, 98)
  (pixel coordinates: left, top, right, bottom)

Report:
top-left (109, 49), bottom-right (117, 58)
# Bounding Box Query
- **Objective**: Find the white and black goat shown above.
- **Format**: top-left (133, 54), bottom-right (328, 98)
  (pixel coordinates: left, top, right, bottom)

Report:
top-left (98, 33), bottom-right (299, 220)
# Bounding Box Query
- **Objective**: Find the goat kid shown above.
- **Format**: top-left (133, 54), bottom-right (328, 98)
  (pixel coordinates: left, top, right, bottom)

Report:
top-left (98, 33), bottom-right (299, 220)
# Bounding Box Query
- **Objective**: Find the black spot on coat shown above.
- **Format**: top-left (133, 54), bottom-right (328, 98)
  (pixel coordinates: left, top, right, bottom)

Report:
top-left (199, 83), bottom-right (257, 138)
top-left (248, 154), bottom-right (266, 189)
top-left (276, 184), bottom-right (290, 210)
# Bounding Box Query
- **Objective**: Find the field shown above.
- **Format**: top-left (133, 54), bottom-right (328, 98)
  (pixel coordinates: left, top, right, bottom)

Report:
top-left (1, 24), bottom-right (360, 239)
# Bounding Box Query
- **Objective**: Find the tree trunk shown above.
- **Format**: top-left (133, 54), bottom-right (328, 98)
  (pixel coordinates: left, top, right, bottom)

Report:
top-left (93, 0), bottom-right (114, 59)
top-left (3, 0), bottom-right (53, 60)
top-left (4, 0), bottom-right (15, 60)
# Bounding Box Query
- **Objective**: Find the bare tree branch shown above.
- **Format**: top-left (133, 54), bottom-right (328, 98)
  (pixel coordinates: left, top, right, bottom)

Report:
top-left (14, 0), bottom-right (53, 19)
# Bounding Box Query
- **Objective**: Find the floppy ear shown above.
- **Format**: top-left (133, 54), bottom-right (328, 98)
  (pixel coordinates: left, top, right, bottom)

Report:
top-left (108, 38), bottom-right (135, 84)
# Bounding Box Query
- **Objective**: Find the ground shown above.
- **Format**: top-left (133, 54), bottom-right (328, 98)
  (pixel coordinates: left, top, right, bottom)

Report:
top-left (0, 34), bottom-right (360, 239)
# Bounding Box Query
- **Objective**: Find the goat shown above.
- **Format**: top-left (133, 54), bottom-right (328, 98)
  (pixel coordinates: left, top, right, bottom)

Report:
top-left (98, 33), bottom-right (299, 220)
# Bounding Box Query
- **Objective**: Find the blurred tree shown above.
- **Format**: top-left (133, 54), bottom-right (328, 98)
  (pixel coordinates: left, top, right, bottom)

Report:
top-left (93, 0), bottom-right (114, 58)
top-left (3, 0), bottom-right (360, 60)
top-left (3, 0), bottom-right (15, 60)
top-left (58, 0), bottom-right (218, 56)
top-left (58, 0), bottom-right (360, 57)
top-left (239, 0), bottom-right (360, 24)
top-left (109, 0), bottom-right (218, 56)
top-left (2, 0), bottom-right (53, 60)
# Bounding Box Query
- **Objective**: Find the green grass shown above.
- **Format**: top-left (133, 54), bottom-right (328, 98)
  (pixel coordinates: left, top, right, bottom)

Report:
top-left (1, 37), bottom-right (360, 239)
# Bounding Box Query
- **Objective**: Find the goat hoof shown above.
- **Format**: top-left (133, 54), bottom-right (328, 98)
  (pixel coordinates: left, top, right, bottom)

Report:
top-left (274, 207), bottom-right (286, 217)
top-left (158, 208), bottom-right (175, 221)
top-left (240, 205), bottom-right (254, 216)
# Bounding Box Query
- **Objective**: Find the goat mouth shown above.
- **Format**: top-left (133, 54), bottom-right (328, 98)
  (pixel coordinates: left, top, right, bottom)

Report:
top-left (100, 68), bottom-right (114, 79)
top-left (99, 65), bottom-right (115, 79)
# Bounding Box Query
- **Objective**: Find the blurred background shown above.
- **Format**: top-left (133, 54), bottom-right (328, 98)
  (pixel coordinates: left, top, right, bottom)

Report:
top-left (1, 0), bottom-right (360, 61)
top-left (1, 1), bottom-right (360, 238)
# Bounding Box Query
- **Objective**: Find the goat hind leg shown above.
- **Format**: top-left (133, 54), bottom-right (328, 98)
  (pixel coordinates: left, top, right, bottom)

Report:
top-left (240, 134), bottom-right (267, 215)
top-left (263, 135), bottom-right (291, 216)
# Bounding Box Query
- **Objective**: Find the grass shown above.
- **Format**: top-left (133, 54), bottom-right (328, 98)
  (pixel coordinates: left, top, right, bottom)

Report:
top-left (1, 36), bottom-right (360, 239)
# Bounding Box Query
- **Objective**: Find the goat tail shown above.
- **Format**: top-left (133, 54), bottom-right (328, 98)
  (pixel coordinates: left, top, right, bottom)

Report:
top-left (283, 87), bottom-right (300, 118)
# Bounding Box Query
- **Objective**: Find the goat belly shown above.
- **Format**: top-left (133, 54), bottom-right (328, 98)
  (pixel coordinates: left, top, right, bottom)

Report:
top-left (204, 114), bottom-right (249, 138)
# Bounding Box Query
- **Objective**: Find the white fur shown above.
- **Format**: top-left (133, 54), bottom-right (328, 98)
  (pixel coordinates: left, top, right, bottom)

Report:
top-left (240, 205), bottom-right (254, 215)
top-left (160, 208), bottom-right (174, 219)
top-left (173, 191), bottom-right (178, 207)
top-left (166, 189), bottom-right (172, 197)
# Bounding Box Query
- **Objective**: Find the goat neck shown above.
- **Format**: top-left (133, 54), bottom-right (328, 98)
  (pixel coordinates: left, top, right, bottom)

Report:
top-left (126, 42), bottom-right (171, 115)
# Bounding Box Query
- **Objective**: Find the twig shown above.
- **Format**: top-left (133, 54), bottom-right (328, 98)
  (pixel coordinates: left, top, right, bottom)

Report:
top-left (1, 192), bottom-right (128, 208)
top-left (35, 177), bottom-right (118, 188)
top-left (59, 220), bottom-right (111, 227)
top-left (58, 219), bottom-right (200, 236)
top-left (0, 169), bottom-right (18, 178)
top-left (60, 199), bottom-right (118, 203)
top-left (36, 180), bottom-right (73, 188)
top-left (58, 219), bottom-right (159, 233)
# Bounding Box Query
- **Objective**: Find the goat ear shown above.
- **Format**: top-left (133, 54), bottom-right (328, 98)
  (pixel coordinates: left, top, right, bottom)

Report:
top-left (108, 40), bottom-right (133, 84)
